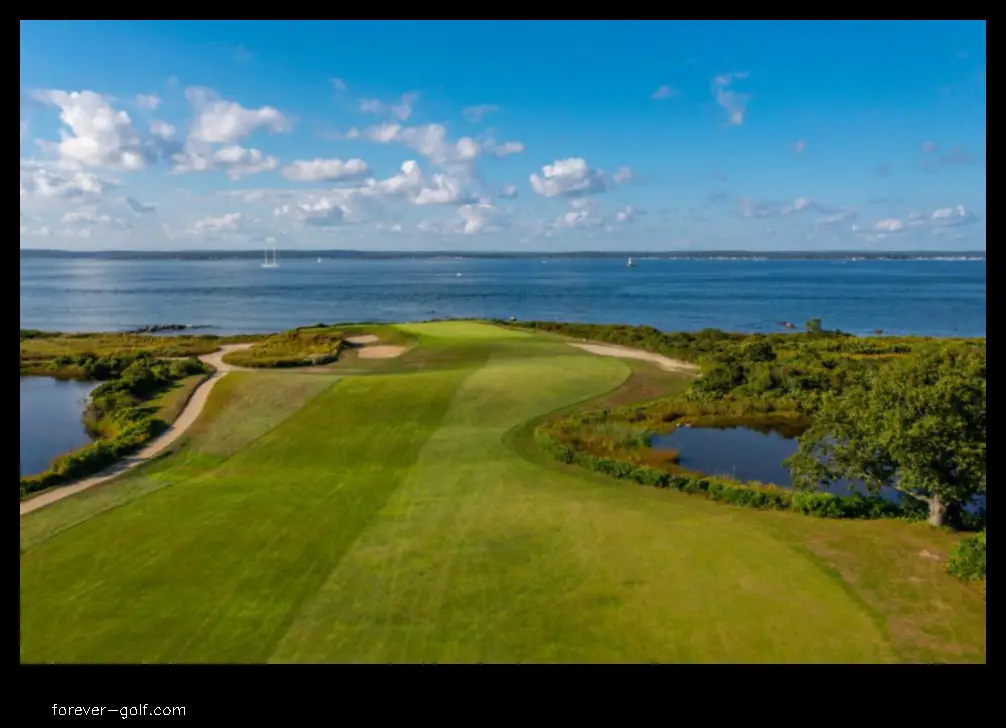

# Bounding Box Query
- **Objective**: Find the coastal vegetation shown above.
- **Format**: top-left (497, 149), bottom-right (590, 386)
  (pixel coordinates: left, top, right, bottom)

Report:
top-left (19, 329), bottom-right (250, 378)
top-left (517, 321), bottom-right (985, 529)
top-left (221, 329), bottom-right (344, 368)
top-left (19, 322), bottom-right (984, 663)
top-left (19, 348), bottom-right (211, 498)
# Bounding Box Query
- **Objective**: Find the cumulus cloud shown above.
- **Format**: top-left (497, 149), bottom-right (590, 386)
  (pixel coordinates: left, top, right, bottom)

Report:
top-left (32, 90), bottom-right (153, 170)
top-left (874, 218), bottom-right (905, 233)
top-left (711, 72), bottom-right (750, 126)
top-left (20, 159), bottom-right (116, 203)
top-left (930, 205), bottom-right (979, 227)
top-left (614, 205), bottom-right (638, 223)
top-left (612, 167), bottom-right (633, 184)
top-left (185, 87), bottom-right (291, 145)
top-left (135, 94), bottom-right (161, 111)
top-left (457, 202), bottom-right (504, 234)
top-left (530, 158), bottom-right (606, 198)
top-left (358, 92), bottom-right (420, 121)
top-left (188, 212), bottom-right (244, 234)
top-left (551, 199), bottom-right (604, 229)
top-left (281, 158), bottom-right (369, 182)
top-left (356, 123), bottom-right (482, 176)
top-left (173, 144), bottom-right (278, 180)
top-left (463, 104), bottom-right (499, 123)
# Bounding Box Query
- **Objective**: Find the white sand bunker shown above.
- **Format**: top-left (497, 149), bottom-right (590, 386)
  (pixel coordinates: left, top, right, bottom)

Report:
top-left (357, 346), bottom-right (406, 359)
top-left (345, 335), bottom-right (380, 345)
top-left (569, 343), bottom-right (698, 374)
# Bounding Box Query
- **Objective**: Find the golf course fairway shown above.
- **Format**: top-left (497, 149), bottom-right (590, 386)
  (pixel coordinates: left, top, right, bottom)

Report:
top-left (19, 322), bottom-right (985, 663)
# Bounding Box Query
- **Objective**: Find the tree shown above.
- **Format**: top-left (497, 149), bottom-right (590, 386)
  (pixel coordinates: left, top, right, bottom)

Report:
top-left (786, 344), bottom-right (985, 527)
top-left (805, 318), bottom-right (823, 334)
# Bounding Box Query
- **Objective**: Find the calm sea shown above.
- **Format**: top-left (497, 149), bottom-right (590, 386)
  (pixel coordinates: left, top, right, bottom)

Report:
top-left (19, 256), bottom-right (986, 337)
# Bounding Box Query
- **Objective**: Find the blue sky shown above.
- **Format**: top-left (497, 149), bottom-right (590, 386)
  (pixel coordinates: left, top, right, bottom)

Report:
top-left (19, 20), bottom-right (986, 251)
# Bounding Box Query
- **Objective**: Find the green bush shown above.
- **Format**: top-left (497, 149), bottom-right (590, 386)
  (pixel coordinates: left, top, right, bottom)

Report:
top-left (948, 531), bottom-right (986, 583)
top-left (223, 331), bottom-right (343, 368)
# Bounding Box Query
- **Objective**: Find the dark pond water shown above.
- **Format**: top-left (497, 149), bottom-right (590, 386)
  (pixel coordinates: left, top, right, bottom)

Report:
top-left (20, 377), bottom-right (97, 477)
top-left (650, 425), bottom-right (986, 514)
top-left (649, 424), bottom-right (894, 500)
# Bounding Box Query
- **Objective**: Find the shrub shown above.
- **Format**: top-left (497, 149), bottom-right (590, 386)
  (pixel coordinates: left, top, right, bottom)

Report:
top-left (223, 331), bottom-right (343, 368)
top-left (948, 531), bottom-right (986, 583)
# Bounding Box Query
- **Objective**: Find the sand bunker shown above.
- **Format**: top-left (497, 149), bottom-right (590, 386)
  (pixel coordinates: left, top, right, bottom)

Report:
top-left (345, 335), bottom-right (380, 345)
top-left (357, 346), bottom-right (406, 359)
top-left (569, 342), bottom-right (699, 374)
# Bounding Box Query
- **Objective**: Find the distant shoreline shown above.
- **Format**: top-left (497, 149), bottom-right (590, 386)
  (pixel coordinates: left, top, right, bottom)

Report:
top-left (18, 249), bottom-right (987, 262)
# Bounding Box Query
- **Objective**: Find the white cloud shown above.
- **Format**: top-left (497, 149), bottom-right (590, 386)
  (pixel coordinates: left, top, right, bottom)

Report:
top-left (281, 158), bottom-right (369, 182)
top-left (530, 158), bottom-right (606, 198)
top-left (188, 212), bottom-right (244, 234)
top-left (711, 72), bottom-right (750, 126)
top-left (552, 199), bottom-right (604, 229)
top-left (457, 202), bottom-right (503, 234)
top-left (331, 78), bottom-right (347, 92)
top-left (499, 185), bottom-right (518, 199)
top-left (20, 119), bottom-right (29, 143)
top-left (358, 92), bottom-right (420, 121)
top-left (173, 143), bottom-right (278, 180)
top-left (612, 167), bottom-right (633, 184)
top-left (874, 218), bottom-right (904, 233)
top-left (414, 174), bottom-right (474, 206)
top-left (615, 205), bottom-right (638, 223)
top-left (32, 90), bottom-right (150, 170)
top-left (794, 140), bottom-right (806, 153)
top-left (931, 205), bottom-right (978, 227)
top-left (358, 123), bottom-right (482, 176)
top-left (62, 210), bottom-right (133, 230)
top-left (487, 140), bottom-right (524, 158)
top-left (150, 120), bottom-right (175, 140)
top-left (135, 94), bottom-right (161, 111)
top-left (463, 104), bottom-right (499, 123)
top-left (651, 85), bottom-right (677, 99)
top-left (20, 159), bottom-right (115, 203)
top-left (185, 87), bottom-right (291, 144)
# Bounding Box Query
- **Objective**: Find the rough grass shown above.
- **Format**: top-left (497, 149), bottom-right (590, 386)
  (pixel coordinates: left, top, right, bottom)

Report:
top-left (222, 330), bottom-right (344, 368)
top-left (19, 322), bottom-right (985, 663)
top-left (146, 374), bottom-right (208, 425)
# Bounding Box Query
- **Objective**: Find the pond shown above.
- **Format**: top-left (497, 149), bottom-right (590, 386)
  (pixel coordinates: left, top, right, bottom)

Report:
top-left (650, 424), bottom-right (986, 514)
top-left (649, 424), bottom-right (896, 500)
top-left (20, 377), bottom-right (97, 477)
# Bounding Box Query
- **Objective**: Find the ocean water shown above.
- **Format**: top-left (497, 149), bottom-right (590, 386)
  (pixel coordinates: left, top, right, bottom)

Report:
top-left (19, 256), bottom-right (985, 337)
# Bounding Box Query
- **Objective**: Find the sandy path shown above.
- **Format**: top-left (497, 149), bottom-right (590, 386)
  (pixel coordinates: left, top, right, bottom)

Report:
top-left (20, 344), bottom-right (252, 517)
top-left (569, 342), bottom-right (699, 374)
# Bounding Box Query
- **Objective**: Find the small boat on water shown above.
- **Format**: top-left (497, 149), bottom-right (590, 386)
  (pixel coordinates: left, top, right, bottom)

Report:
top-left (627, 257), bottom-right (635, 267)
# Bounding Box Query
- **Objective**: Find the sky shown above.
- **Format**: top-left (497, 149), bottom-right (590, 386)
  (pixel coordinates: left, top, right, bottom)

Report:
top-left (19, 20), bottom-right (986, 252)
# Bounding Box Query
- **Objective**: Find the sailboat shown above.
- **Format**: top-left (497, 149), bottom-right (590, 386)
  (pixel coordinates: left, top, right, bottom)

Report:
top-left (261, 240), bottom-right (279, 269)
top-left (626, 257), bottom-right (635, 268)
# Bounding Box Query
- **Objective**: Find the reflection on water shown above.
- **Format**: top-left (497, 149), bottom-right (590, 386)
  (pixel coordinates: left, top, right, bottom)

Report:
top-left (20, 377), bottom-right (96, 477)
top-left (649, 425), bottom-right (895, 500)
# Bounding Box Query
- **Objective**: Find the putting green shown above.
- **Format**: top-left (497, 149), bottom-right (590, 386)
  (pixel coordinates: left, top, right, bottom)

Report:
top-left (19, 322), bottom-right (977, 663)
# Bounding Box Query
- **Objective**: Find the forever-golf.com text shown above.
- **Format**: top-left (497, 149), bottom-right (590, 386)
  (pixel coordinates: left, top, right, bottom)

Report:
top-left (52, 705), bottom-right (186, 718)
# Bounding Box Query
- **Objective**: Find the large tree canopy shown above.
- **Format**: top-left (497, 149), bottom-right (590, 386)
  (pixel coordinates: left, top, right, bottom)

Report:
top-left (787, 343), bottom-right (985, 526)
